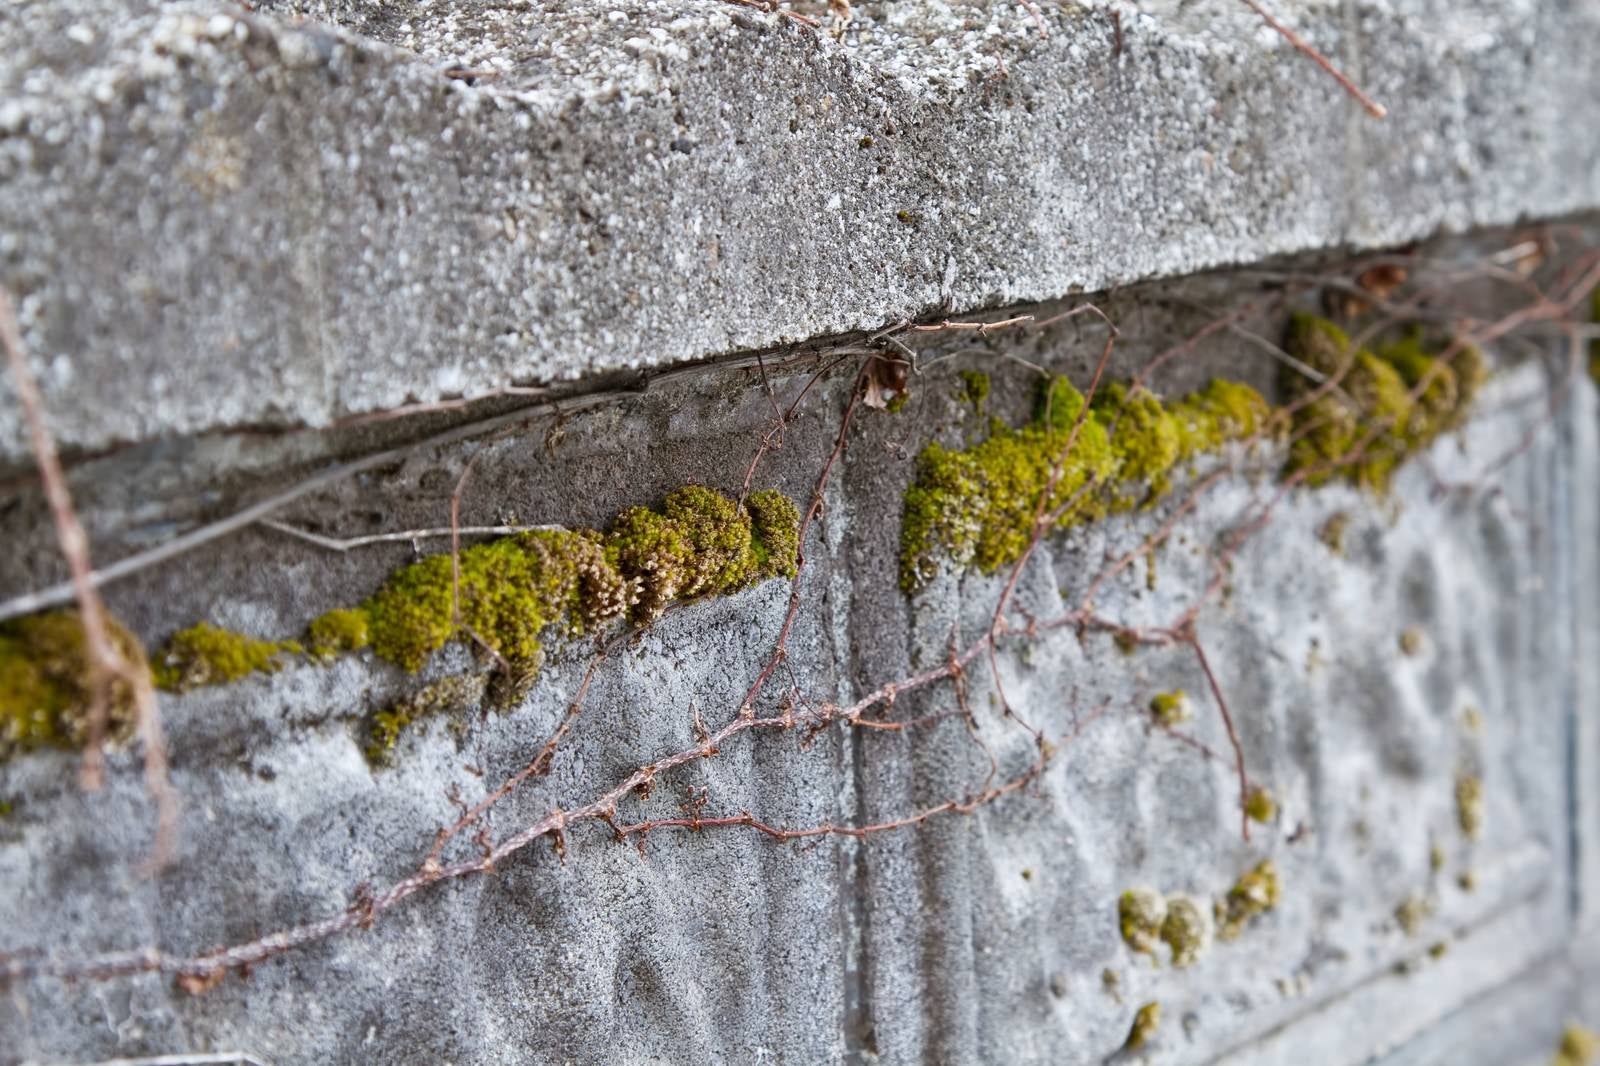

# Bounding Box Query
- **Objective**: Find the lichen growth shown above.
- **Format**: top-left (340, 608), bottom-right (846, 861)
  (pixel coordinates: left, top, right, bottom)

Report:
top-left (1398, 625), bottom-right (1425, 657)
top-left (152, 622), bottom-right (300, 691)
top-left (1, 611), bottom-right (146, 759)
top-left (306, 608), bottom-right (371, 661)
top-left (899, 375), bottom-right (1268, 591)
top-left (1118, 887), bottom-right (1167, 958)
top-left (1150, 689), bottom-right (1191, 727)
top-left (1282, 314), bottom-right (1483, 492)
top-left (1456, 773), bottom-right (1484, 839)
top-left (1245, 786), bottom-right (1277, 825)
top-left (364, 673), bottom-right (488, 766)
top-left (1124, 1002), bottom-right (1161, 1052)
top-left (1159, 893), bottom-right (1213, 968)
top-left (1557, 1024), bottom-right (1600, 1066)
top-left (1217, 858), bottom-right (1280, 940)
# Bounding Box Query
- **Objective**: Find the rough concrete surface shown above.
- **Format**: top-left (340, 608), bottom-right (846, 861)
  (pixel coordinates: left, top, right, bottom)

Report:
top-left (1, 253), bottom-right (1597, 1063)
top-left (3, 0), bottom-right (1600, 457)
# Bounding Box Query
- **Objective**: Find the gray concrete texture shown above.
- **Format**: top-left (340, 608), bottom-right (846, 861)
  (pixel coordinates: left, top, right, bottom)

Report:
top-left (1, 252), bottom-right (1598, 1065)
top-left (4, 0), bottom-right (1600, 1063)
top-left (3, 0), bottom-right (1600, 459)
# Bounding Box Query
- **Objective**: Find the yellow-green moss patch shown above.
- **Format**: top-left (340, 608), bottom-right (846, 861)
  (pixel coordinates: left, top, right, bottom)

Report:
top-left (1124, 1001), bottom-right (1161, 1052)
top-left (899, 376), bottom-right (1268, 590)
top-left (1118, 887), bottom-right (1167, 959)
top-left (306, 608), bottom-right (371, 661)
top-left (152, 622), bottom-right (300, 691)
top-left (1245, 786), bottom-right (1277, 825)
top-left (1282, 314), bottom-right (1483, 492)
top-left (1159, 894), bottom-right (1213, 968)
top-left (1217, 859), bottom-right (1280, 940)
top-left (1150, 689), bottom-right (1192, 728)
top-left (1, 610), bottom-right (145, 759)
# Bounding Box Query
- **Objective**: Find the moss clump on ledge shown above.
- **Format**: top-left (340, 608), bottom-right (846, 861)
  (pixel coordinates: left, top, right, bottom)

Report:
top-left (1282, 314), bottom-right (1484, 492)
top-left (1159, 894), bottom-right (1213, 968)
top-left (1245, 786), bottom-right (1277, 825)
top-left (1124, 1001), bottom-right (1161, 1052)
top-left (1118, 887), bottom-right (1167, 959)
top-left (306, 608), bottom-right (370, 661)
top-left (1216, 858), bottom-right (1280, 940)
top-left (1, 611), bottom-right (146, 758)
top-left (899, 375), bottom-right (1269, 591)
top-left (1150, 689), bottom-right (1192, 727)
top-left (152, 622), bottom-right (301, 691)
top-left (138, 485), bottom-right (802, 694)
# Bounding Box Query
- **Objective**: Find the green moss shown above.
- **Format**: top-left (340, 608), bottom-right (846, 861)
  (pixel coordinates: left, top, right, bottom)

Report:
top-left (958, 369), bottom-right (990, 411)
top-left (1159, 894), bottom-right (1212, 968)
top-left (1282, 314), bottom-right (1482, 492)
top-left (1217, 858), bottom-right (1280, 941)
top-left (1557, 1023), bottom-right (1600, 1066)
top-left (745, 488), bottom-right (803, 581)
top-left (1118, 887), bottom-right (1167, 958)
top-left (1245, 786), bottom-right (1277, 825)
top-left (884, 390), bottom-right (910, 414)
top-left (364, 674), bottom-right (488, 766)
top-left (364, 485), bottom-right (799, 675)
top-left (1, 610), bottom-right (145, 759)
top-left (306, 608), bottom-right (371, 661)
top-left (1, 484), bottom-right (803, 726)
top-left (1456, 773), bottom-right (1484, 839)
top-left (1124, 1001), bottom-right (1161, 1051)
top-left (899, 375), bottom-right (1266, 591)
top-left (152, 622), bottom-right (300, 691)
top-left (1150, 689), bottom-right (1191, 727)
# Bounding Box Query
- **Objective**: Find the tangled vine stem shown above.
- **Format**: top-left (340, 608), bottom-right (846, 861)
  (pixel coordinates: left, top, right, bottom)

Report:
top-left (2, 236), bottom-right (1595, 988)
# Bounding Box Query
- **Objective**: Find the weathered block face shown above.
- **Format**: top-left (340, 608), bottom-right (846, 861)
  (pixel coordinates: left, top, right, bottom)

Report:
top-left (3, 2), bottom-right (1600, 1064)
top-left (2, 227), bottom-right (1598, 1064)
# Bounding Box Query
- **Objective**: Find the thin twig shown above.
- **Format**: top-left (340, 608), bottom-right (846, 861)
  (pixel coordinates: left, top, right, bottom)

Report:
top-left (1235, 0), bottom-right (1388, 118)
top-left (260, 519), bottom-right (565, 553)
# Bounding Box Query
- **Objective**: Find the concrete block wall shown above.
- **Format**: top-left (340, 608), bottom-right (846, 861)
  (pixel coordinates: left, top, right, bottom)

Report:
top-left (2, 2), bottom-right (1598, 1064)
